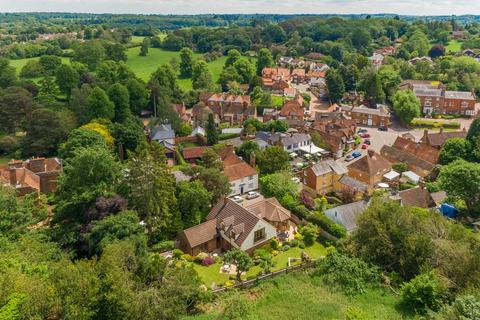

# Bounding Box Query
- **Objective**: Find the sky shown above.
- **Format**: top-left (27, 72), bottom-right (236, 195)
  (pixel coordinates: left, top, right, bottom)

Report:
top-left (1, 0), bottom-right (479, 16)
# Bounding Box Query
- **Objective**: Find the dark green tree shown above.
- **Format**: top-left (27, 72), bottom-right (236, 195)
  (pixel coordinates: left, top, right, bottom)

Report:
top-left (257, 146), bottom-right (290, 174)
top-left (179, 47), bottom-right (194, 78)
top-left (22, 108), bottom-right (68, 157)
top-left (206, 113), bottom-right (218, 146)
top-left (326, 70), bottom-right (345, 103)
top-left (107, 83), bottom-right (131, 123)
top-left (87, 87), bottom-right (115, 121)
top-left (56, 64), bottom-right (80, 98)
top-left (256, 48), bottom-right (274, 75)
top-left (176, 180), bottom-right (212, 228)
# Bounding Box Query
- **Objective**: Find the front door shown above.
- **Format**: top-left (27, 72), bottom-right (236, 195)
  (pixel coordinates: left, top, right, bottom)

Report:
top-left (240, 184), bottom-right (245, 194)
top-left (367, 119), bottom-right (372, 126)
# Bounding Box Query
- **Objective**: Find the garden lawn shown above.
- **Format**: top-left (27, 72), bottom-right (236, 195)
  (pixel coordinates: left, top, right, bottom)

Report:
top-left (183, 272), bottom-right (414, 320)
top-left (446, 39), bottom-right (462, 53)
top-left (126, 47), bottom-right (228, 90)
top-left (193, 242), bottom-right (327, 288)
top-left (271, 95), bottom-right (284, 107)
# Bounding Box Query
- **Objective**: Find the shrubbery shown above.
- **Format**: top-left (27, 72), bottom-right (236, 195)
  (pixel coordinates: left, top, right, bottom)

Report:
top-left (313, 252), bottom-right (379, 295)
top-left (411, 119), bottom-right (461, 129)
top-left (401, 271), bottom-right (447, 313)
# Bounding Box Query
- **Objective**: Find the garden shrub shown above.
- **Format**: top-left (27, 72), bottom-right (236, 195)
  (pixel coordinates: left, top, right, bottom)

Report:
top-left (270, 237), bottom-right (280, 250)
top-left (299, 242), bottom-right (306, 249)
top-left (307, 212), bottom-right (347, 239)
top-left (271, 250), bottom-right (279, 256)
top-left (172, 248), bottom-right (183, 259)
top-left (181, 254), bottom-right (194, 262)
top-left (195, 252), bottom-right (209, 263)
top-left (290, 240), bottom-right (300, 247)
top-left (224, 280), bottom-right (236, 287)
top-left (401, 271), bottom-right (447, 314)
top-left (280, 245), bottom-right (291, 252)
top-left (294, 233), bottom-right (303, 241)
top-left (300, 223), bottom-right (319, 246)
top-left (201, 256), bottom-right (216, 266)
top-left (151, 240), bottom-right (175, 252)
top-left (392, 162), bottom-right (408, 173)
top-left (313, 252), bottom-right (380, 296)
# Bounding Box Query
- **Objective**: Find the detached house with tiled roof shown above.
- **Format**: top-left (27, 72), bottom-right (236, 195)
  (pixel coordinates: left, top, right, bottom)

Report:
top-left (347, 150), bottom-right (392, 191)
top-left (219, 146), bottom-right (258, 196)
top-left (177, 197), bottom-right (298, 255)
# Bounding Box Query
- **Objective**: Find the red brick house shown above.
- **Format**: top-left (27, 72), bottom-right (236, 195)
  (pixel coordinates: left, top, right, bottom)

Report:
top-left (0, 158), bottom-right (62, 196)
top-left (291, 68), bottom-right (306, 84)
top-left (342, 104), bottom-right (391, 128)
top-left (400, 80), bottom-right (476, 116)
top-left (197, 93), bottom-right (256, 125)
top-left (280, 95), bottom-right (305, 122)
top-left (347, 150), bottom-right (392, 190)
top-left (310, 119), bottom-right (357, 158)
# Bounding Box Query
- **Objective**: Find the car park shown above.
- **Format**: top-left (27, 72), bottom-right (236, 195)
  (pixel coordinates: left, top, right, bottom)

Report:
top-left (246, 191), bottom-right (260, 200)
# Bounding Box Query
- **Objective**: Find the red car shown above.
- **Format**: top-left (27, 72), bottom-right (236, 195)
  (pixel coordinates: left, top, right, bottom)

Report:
top-left (361, 143), bottom-right (368, 149)
top-left (360, 133), bottom-right (371, 138)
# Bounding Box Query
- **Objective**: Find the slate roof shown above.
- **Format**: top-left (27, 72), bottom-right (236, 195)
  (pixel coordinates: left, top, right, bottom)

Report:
top-left (399, 187), bottom-right (436, 208)
top-left (310, 159), bottom-right (348, 176)
top-left (325, 200), bottom-right (369, 233)
top-left (338, 175), bottom-right (369, 193)
top-left (150, 124), bottom-right (175, 142)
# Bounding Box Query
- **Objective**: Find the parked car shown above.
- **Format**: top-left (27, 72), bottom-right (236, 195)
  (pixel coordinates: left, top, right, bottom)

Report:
top-left (358, 129), bottom-right (368, 134)
top-left (352, 151), bottom-right (362, 158)
top-left (291, 177), bottom-right (301, 183)
top-left (233, 196), bottom-right (243, 203)
top-left (359, 133), bottom-right (370, 138)
top-left (345, 155), bottom-right (354, 162)
top-left (378, 126), bottom-right (388, 132)
top-left (246, 191), bottom-right (260, 200)
top-left (364, 139), bottom-right (371, 145)
top-left (361, 144), bottom-right (368, 149)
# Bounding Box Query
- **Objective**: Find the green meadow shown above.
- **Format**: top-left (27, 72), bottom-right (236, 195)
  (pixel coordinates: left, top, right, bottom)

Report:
top-left (184, 272), bottom-right (414, 320)
top-left (10, 47), bottom-right (230, 91)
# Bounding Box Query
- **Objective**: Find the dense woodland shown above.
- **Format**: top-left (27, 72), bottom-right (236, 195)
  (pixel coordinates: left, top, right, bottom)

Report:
top-left (1, 12), bottom-right (480, 319)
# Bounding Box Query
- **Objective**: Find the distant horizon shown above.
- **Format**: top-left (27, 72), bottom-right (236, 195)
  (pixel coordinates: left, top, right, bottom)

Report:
top-left (2, 0), bottom-right (480, 17)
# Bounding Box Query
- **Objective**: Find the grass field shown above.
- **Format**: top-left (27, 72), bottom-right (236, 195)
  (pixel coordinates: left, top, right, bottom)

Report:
top-left (126, 47), bottom-right (228, 90)
top-left (192, 242), bottom-right (327, 288)
top-left (10, 47), bottom-right (232, 91)
top-left (184, 272), bottom-right (414, 320)
top-left (446, 39), bottom-right (463, 53)
top-left (10, 56), bottom-right (71, 76)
